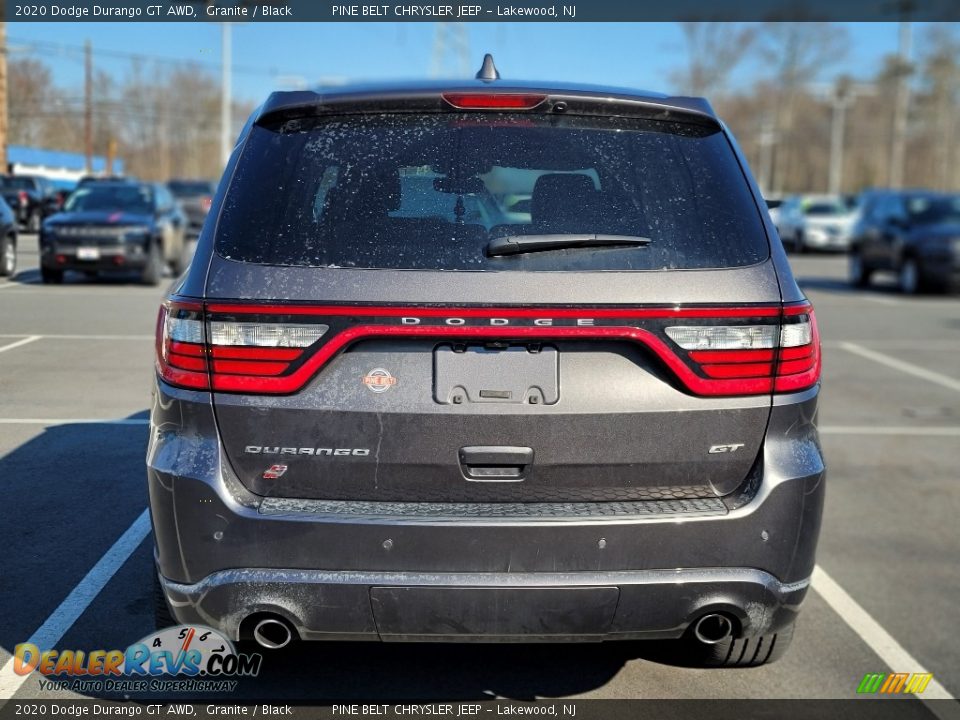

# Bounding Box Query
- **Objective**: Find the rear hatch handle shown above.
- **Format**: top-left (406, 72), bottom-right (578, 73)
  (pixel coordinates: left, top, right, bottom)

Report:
top-left (459, 446), bottom-right (534, 482)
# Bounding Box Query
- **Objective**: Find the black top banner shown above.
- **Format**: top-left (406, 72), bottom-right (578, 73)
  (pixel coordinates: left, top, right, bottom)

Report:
top-left (4, 0), bottom-right (960, 22)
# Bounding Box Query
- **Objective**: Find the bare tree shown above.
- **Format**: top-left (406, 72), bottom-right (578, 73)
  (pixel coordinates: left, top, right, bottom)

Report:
top-left (916, 25), bottom-right (960, 189)
top-left (6, 59), bottom-right (59, 147)
top-left (673, 22), bottom-right (757, 97)
top-left (758, 23), bottom-right (848, 193)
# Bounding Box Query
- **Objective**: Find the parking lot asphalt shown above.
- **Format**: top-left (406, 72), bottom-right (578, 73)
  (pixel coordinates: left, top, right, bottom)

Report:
top-left (0, 234), bottom-right (958, 704)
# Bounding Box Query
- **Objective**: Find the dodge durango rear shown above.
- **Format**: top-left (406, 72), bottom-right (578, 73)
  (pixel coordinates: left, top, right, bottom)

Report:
top-left (148, 57), bottom-right (825, 665)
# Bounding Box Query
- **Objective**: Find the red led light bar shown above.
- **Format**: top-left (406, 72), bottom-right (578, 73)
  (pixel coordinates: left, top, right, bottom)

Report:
top-left (442, 93), bottom-right (548, 110)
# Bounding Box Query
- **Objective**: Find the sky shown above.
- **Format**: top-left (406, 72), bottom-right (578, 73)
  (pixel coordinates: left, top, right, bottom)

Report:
top-left (5, 22), bottom-right (914, 105)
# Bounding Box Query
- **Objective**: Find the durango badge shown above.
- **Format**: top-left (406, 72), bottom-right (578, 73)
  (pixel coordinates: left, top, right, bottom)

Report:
top-left (362, 368), bottom-right (397, 393)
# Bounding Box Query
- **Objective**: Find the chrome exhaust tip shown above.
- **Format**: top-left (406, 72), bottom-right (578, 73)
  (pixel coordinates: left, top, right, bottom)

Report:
top-left (694, 613), bottom-right (734, 644)
top-left (252, 617), bottom-right (293, 650)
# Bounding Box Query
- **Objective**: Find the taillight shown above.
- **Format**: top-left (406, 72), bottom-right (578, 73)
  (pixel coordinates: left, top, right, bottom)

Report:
top-left (18, 190), bottom-right (28, 204)
top-left (665, 303), bottom-right (821, 394)
top-left (442, 93), bottom-right (547, 110)
top-left (773, 306), bottom-right (821, 393)
top-left (156, 300), bottom-right (329, 392)
top-left (200, 196), bottom-right (212, 212)
top-left (208, 321), bottom-right (327, 382)
top-left (156, 301), bottom-right (208, 390)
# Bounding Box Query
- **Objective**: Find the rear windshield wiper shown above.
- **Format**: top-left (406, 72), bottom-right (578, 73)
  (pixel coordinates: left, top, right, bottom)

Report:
top-left (486, 234), bottom-right (652, 257)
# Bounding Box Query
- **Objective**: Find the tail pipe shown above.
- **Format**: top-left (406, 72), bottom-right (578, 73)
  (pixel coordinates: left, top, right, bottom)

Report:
top-left (693, 613), bottom-right (734, 644)
top-left (252, 617), bottom-right (294, 650)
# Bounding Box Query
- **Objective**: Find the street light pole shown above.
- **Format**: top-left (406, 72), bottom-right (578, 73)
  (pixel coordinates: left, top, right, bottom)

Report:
top-left (888, 21), bottom-right (912, 189)
top-left (828, 99), bottom-right (847, 194)
top-left (828, 78), bottom-right (854, 195)
top-left (220, 23), bottom-right (232, 169)
top-left (0, 22), bottom-right (8, 174)
top-left (757, 114), bottom-right (776, 195)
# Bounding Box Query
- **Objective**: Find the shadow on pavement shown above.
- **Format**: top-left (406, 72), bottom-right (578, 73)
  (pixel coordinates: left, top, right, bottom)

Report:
top-left (795, 276), bottom-right (898, 295)
top-left (0, 411), bottom-right (151, 663)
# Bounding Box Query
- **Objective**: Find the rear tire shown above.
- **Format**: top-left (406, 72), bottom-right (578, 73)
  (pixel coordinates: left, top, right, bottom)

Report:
top-left (40, 266), bottom-right (63, 284)
top-left (849, 251), bottom-right (872, 288)
top-left (141, 242), bottom-right (163, 286)
top-left (26, 210), bottom-right (40, 234)
top-left (689, 621), bottom-right (795, 668)
top-left (795, 231), bottom-right (807, 254)
top-left (899, 257), bottom-right (922, 295)
top-left (154, 571), bottom-right (177, 630)
top-left (170, 239), bottom-right (190, 276)
top-left (0, 235), bottom-right (15, 277)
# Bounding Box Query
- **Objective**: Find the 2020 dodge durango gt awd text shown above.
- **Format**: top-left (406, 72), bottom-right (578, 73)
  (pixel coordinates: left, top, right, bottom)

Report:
top-left (148, 68), bottom-right (825, 667)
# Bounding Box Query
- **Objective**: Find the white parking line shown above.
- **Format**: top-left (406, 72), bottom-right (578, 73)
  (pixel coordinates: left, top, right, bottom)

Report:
top-left (0, 418), bottom-right (149, 426)
top-left (0, 509), bottom-right (151, 699)
top-left (823, 340), bottom-right (960, 350)
top-left (812, 566), bottom-right (956, 705)
top-left (839, 342), bottom-right (960, 393)
top-left (858, 294), bottom-right (902, 306)
top-left (0, 336), bottom-right (41, 354)
top-left (821, 426), bottom-right (960, 436)
top-left (0, 334), bottom-right (153, 341)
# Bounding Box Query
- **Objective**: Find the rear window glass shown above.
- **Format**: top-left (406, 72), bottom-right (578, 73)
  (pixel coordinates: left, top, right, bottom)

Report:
top-left (906, 195), bottom-right (960, 225)
top-left (65, 185), bottom-right (155, 214)
top-left (217, 113), bottom-right (769, 271)
top-left (169, 181), bottom-right (214, 197)
top-left (803, 201), bottom-right (847, 217)
top-left (2, 177), bottom-right (38, 191)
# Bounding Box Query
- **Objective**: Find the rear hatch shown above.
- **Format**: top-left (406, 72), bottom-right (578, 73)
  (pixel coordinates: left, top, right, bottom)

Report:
top-left (167, 92), bottom-right (818, 504)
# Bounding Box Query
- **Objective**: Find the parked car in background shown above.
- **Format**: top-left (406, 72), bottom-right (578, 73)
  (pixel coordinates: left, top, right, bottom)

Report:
top-left (0, 196), bottom-right (18, 277)
top-left (50, 179), bottom-right (78, 210)
top-left (150, 68), bottom-right (824, 665)
top-left (0, 175), bottom-right (61, 232)
top-left (777, 195), bottom-right (857, 253)
top-left (39, 181), bottom-right (187, 285)
top-left (167, 179), bottom-right (215, 237)
top-left (850, 189), bottom-right (960, 294)
top-left (77, 175), bottom-right (132, 188)
top-left (765, 197), bottom-right (784, 232)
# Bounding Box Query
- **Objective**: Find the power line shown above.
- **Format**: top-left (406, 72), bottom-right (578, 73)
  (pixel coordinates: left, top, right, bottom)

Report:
top-left (7, 35), bottom-right (302, 79)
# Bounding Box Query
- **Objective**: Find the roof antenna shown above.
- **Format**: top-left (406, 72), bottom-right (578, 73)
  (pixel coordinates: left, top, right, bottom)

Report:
top-left (475, 53), bottom-right (501, 81)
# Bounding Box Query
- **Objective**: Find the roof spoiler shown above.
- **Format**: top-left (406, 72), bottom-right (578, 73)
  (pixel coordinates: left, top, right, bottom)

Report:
top-left (254, 88), bottom-right (718, 128)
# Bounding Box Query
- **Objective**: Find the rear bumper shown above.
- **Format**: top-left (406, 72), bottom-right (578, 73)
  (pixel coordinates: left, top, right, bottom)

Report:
top-left (803, 229), bottom-right (850, 251)
top-left (920, 252), bottom-right (960, 288)
top-left (40, 243), bottom-right (151, 272)
top-left (148, 381), bottom-right (825, 643)
top-left (158, 566), bottom-right (808, 643)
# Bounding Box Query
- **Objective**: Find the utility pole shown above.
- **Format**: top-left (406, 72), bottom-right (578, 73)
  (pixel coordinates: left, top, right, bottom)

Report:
top-left (828, 78), bottom-right (853, 195)
top-left (84, 39), bottom-right (93, 174)
top-left (889, 21), bottom-right (912, 188)
top-left (220, 23), bottom-right (232, 168)
top-left (813, 78), bottom-right (874, 195)
top-left (0, 22), bottom-right (9, 174)
top-left (757, 114), bottom-right (776, 195)
top-left (107, 138), bottom-right (117, 175)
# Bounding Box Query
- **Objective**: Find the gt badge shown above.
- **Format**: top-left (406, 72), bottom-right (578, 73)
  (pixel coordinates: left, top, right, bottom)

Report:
top-left (262, 464), bottom-right (288, 479)
top-left (708, 444), bottom-right (745, 454)
top-left (363, 368), bottom-right (397, 393)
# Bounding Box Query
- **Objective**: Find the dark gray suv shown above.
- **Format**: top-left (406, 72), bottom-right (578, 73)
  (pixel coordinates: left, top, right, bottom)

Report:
top-left (149, 59), bottom-right (824, 666)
